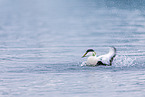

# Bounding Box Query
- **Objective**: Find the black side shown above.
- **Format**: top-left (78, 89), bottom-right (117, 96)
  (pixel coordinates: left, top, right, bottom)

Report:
top-left (109, 47), bottom-right (116, 66)
top-left (96, 61), bottom-right (108, 66)
top-left (109, 55), bottom-right (116, 66)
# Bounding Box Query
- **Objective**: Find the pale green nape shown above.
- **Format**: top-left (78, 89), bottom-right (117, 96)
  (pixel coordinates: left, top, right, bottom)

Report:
top-left (92, 51), bottom-right (96, 56)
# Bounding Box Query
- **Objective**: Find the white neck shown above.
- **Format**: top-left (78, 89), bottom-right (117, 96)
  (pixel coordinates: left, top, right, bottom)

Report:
top-left (87, 51), bottom-right (96, 57)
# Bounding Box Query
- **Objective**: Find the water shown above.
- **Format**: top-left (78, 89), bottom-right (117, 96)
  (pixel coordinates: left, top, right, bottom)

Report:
top-left (0, 0), bottom-right (145, 97)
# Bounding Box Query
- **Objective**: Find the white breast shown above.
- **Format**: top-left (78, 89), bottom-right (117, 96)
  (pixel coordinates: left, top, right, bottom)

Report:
top-left (86, 56), bottom-right (99, 66)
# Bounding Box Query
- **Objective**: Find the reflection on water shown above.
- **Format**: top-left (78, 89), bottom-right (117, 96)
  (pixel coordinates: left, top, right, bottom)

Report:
top-left (0, 0), bottom-right (145, 97)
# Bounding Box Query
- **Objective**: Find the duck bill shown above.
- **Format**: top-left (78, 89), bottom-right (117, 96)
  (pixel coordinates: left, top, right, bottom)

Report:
top-left (82, 52), bottom-right (87, 58)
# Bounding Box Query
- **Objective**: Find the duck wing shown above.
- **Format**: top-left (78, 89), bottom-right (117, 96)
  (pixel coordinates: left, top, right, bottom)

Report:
top-left (96, 47), bottom-right (116, 66)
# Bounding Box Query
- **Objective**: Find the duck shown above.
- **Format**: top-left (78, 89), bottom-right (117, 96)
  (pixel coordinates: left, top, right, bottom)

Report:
top-left (82, 47), bottom-right (116, 66)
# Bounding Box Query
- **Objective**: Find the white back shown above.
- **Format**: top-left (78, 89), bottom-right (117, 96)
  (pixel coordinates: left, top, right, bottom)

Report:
top-left (96, 47), bottom-right (116, 64)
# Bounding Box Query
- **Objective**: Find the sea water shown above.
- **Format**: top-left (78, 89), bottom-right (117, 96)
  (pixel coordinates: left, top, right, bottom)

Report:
top-left (0, 0), bottom-right (145, 97)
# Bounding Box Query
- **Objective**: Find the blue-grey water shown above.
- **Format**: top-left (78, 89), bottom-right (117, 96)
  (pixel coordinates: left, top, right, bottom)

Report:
top-left (0, 0), bottom-right (145, 97)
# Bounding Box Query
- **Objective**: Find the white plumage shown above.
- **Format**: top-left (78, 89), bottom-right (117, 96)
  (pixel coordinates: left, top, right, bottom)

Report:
top-left (82, 47), bottom-right (116, 66)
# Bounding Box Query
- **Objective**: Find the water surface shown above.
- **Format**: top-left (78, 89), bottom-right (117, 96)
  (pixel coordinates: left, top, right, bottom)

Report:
top-left (0, 0), bottom-right (145, 97)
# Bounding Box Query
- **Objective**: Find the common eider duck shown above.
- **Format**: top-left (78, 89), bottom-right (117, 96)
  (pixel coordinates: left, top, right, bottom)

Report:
top-left (82, 47), bottom-right (116, 66)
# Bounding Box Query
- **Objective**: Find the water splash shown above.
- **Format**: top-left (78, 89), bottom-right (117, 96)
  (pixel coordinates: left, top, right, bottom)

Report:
top-left (113, 55), bottom-right (136, 67)
top-left (81, 61), bottom-right (87, 66)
